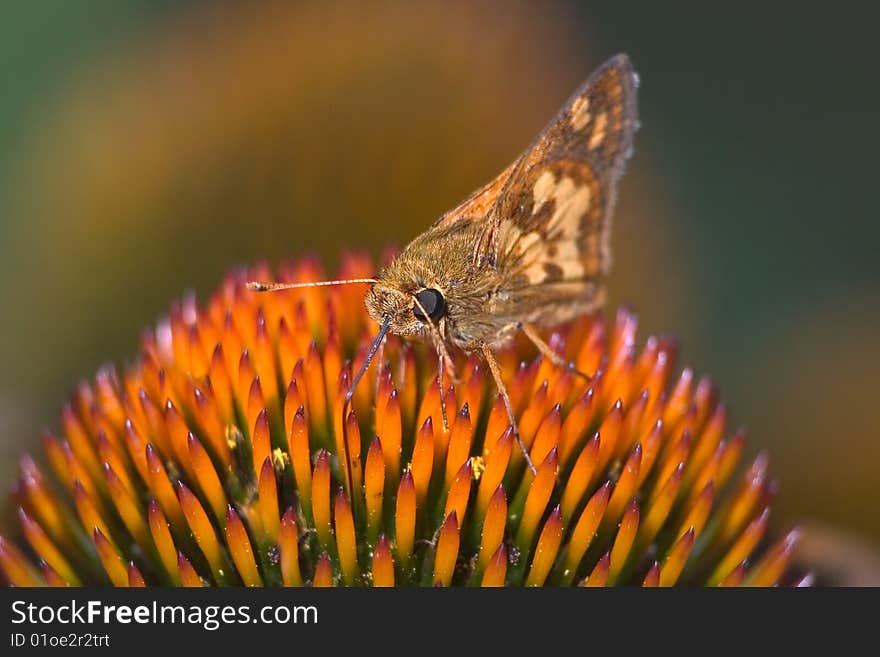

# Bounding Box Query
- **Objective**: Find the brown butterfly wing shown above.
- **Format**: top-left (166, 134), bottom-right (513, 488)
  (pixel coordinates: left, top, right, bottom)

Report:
top-left (483, 54), bottom-right (639, 293)
top-left (432, 161), bottom-right (519, 230)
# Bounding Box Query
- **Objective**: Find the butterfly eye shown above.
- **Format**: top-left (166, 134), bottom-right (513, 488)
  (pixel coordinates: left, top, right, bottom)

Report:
top-left (412, 288), bottom-right (446, 323)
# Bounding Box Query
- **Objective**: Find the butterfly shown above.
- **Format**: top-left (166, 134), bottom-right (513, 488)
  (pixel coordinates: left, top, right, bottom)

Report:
top-left (251, 54), bottom-right (640, 473)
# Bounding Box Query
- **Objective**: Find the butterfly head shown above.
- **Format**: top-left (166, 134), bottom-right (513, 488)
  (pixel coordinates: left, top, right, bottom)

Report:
top-left (365, 277), bottom-right (448, 340)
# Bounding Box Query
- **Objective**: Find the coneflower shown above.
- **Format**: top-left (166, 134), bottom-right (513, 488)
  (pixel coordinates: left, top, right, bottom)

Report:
top-left (0, 254), bottom-right (805, 587)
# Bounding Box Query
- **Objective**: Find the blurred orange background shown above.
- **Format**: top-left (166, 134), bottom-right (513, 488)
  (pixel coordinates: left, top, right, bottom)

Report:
top-left (0, 0), bottom-right (877, 573)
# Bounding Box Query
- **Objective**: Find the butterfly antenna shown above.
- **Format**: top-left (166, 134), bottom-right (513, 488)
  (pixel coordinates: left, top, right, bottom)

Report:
top-left (247, 278), bottom-right (376, 292)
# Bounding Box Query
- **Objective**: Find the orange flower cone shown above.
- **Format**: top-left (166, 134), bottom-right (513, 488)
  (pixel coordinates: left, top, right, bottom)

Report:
top-left (1, 254), bottom-right (803, 587)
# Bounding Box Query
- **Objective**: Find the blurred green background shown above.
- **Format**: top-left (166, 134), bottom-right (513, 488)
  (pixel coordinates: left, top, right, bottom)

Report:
top-left (1, 1), bottom-right (878, 570)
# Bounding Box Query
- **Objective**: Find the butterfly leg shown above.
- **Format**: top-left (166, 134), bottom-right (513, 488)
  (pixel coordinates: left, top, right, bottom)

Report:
top-left (436, 347), bottom-right (450, 432)
top-left (480, 342), bottom-right (537, 475)
top-left (441, 348), bottom-right (461, 386)
top-left (427, 328), bottom-right (458, 433)
top-left (521, 323), bottom-right (593, 381)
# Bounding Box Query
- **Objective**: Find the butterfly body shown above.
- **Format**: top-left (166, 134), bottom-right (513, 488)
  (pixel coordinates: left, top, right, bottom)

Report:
top-left (366, 211), bottom-right (602, 351)
top-left (367, 218), bottom-right (502, 349)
